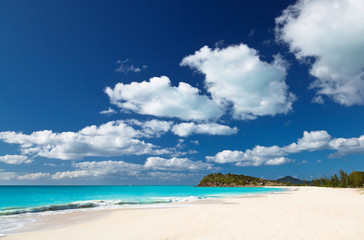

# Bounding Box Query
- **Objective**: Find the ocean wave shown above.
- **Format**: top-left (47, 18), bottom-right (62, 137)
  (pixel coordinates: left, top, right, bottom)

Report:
top-left (0, 196), bottom-right (205, 235)
top-left (0, 196), bottom-right (204, 217)
top-left (0, 202), bottom-right (98, 216)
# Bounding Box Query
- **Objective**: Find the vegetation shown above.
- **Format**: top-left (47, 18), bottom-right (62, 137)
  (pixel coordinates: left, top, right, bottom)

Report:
top-left (197, 173), bottom-right (288, 187)
top-left (311, 170), bottom-right (364, 188)
top-left (276, 176), bottom-right (310, 185)
top-left (198, 170), bottom-right (364, 188)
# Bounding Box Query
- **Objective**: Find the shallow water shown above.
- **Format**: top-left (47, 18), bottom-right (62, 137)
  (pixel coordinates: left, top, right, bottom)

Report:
top-left (0, 185), bottom-right (284, 235)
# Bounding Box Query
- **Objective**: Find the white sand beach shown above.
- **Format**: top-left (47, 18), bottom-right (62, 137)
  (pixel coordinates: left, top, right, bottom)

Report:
top-left (4, 187), bottom-right (364, 240)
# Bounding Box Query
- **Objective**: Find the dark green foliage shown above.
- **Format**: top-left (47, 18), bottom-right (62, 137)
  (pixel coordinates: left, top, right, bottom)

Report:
top-left (277, 176), bottom-right (308, 185)
top-left (197, 173), bottom-right (286, 187)
top-left (348, 171), bottom-right (364, 187)
top-left (339, 170), bottom-right (349, 187)
top-left (311, 170), bottom-right (364, 187)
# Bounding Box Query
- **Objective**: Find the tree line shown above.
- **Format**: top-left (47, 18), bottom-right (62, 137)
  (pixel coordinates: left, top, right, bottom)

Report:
top-left (311, 170), bottom-right (364, 187)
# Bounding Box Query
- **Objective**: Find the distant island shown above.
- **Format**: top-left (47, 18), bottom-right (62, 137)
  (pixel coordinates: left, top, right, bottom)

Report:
top-left (197, 171), bottom-right (364, 187)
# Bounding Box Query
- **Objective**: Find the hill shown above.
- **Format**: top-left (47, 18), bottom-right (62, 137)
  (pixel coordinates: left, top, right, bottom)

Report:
top-left (197, 173), bottom-right (287, 187)
top-left (276, 176), bottom-right (309, 185)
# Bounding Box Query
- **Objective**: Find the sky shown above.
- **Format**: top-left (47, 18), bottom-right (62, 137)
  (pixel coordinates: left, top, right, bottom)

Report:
top-left (0, 0), bottom-right (364, 185)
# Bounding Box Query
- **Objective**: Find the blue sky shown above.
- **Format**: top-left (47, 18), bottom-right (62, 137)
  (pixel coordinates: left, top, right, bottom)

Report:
top-left (1, 0), bottom-right (364, 184)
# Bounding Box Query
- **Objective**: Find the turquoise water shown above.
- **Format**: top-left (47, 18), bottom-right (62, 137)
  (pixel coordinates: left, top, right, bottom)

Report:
top-left (0, 185), bottom-right (284, 235)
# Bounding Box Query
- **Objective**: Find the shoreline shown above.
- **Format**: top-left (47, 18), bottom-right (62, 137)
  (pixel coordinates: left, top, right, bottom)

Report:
top-left (4, 187), bottom-right (364, 239)
top-left (0, 186), bottom-right (286, 236)
top-left (1, 187), bottom-right (290, 236)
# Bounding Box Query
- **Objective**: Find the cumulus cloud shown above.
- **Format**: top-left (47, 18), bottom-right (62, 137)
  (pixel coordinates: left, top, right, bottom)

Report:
top-left (207, 146), bottom-right (290, 167)
top-left (144, 157), bottom-right (214, 171)
top-left (0, 120), bottom-right (172, 160)
top-left (181, 44), bottom-right (296, 120)
top-left (105, 76), bottom-right (223, 121)
top-left (0, 155), bottom-right (31, 164)
top-left (329, 136), bottom-right (364, 158)
top-left (276, 0), bottom-right (364, 106)
top-left (207, 130), bottom-right (364, 166)
top-left (284, 130), bottom-right (331, 153)
top-left (171, 122), bottom-right (238, 137)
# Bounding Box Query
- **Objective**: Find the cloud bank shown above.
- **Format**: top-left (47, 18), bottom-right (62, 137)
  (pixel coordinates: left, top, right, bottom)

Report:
top-left (0, 120), bottom-right (172, 160)
top-left (207, 130), bottom-right (364, 166)
top-left (0, 119), bottom-right (237, 161)
top-left (2, 156), bottom-right (214, 181)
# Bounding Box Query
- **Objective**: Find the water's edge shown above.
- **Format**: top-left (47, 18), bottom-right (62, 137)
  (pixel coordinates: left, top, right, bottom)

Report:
top-left (0, 186), bottom-right (288, 237)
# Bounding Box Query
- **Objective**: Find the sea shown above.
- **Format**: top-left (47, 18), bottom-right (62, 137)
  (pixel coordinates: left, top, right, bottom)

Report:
top-left (0, 185), bottom-right (284, 237)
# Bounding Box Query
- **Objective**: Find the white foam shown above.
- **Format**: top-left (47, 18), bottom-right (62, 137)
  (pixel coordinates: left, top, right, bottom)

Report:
top-left (0, 196), bottom-right (206, 235)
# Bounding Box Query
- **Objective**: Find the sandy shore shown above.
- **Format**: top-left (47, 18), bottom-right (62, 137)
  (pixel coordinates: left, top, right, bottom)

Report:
top-left (4, 187), bottom-right (364, 240)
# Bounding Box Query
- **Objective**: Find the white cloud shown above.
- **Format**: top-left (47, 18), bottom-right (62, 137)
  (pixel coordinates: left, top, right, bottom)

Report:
top-left (181, 44), bottom-right (296, 120)
top-left (0, 120), bottom-right (171, 160)
top-left (115, 59), bottom-right (147, 73)
top-left (17, 172), bottom-right (50, 180)
top-left (171, 122), bottom-right (238, 137)
top-left (99, 107), bottom-right (117, 115)
top-left (52, 170), bottom-right (92, 180)
top-left (207, 130), bottom-right (364, 166)
top-left (284, 130), bottom-right (331, 153)
top-left (107, 44), bottom-right (296, 122)
top-left (207, 146), bottom-right (289, 167)
top-left (206, 150), bottom-right (245, 164)
top-left (144, 157), bottom-right (214, 171)
top-left (50, 157), bottom-right (214, 180)
top-left (276, 0), bottom-right (364, 106)
top-left (126, 119), bottom-right (173, 138)
top-left (105, 76), bottom-right (223, 121)
top-left (264, 157), bottom-right (292, 166)
top-left (0, 155), bottom-right (31, 164)
top-left (329, 136), bottom-right (364, 157)
top-left (52, 160), bottom-right (144, 180)
top-left (251, 157), bottom-right (292, 166)
top-left (207, 131), bottom-right (331, 166)
top-left (0, 170), bottom-right (17, 180)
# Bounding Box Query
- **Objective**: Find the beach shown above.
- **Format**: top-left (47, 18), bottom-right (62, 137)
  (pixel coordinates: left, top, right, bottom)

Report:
top-left (4, 187), bottom-right (364, 240)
